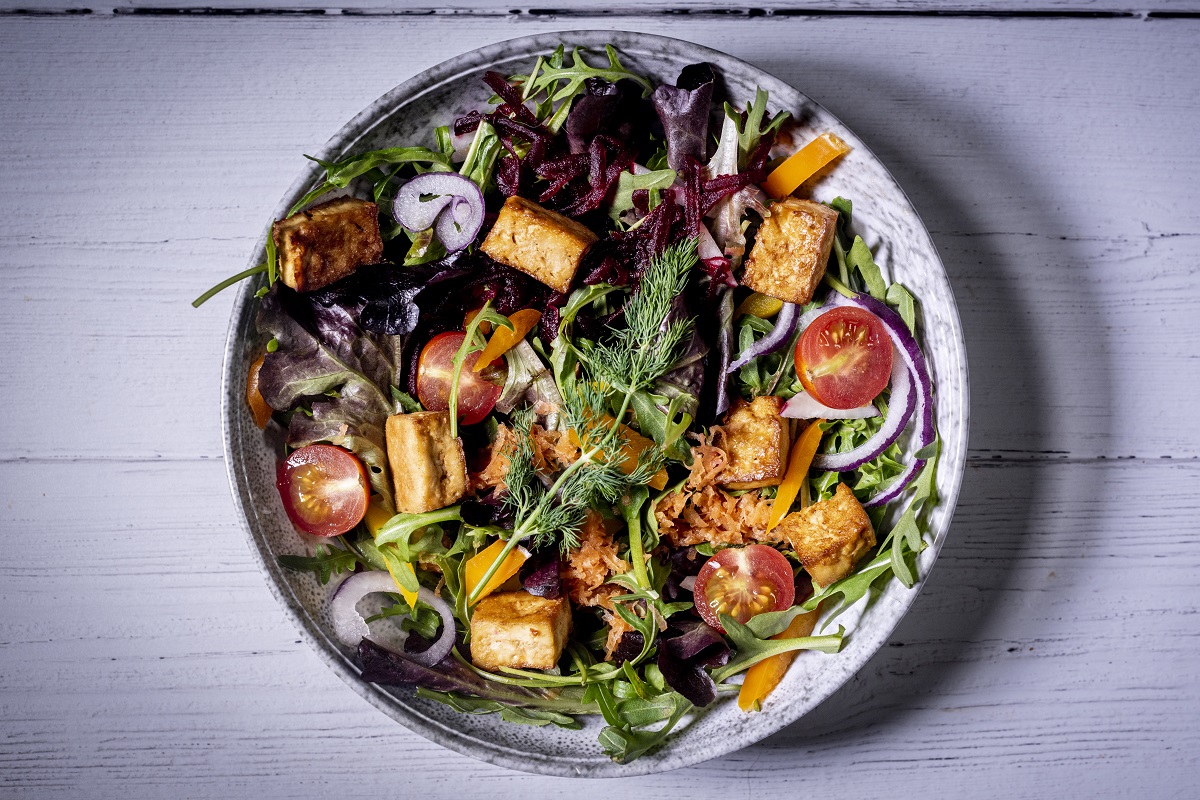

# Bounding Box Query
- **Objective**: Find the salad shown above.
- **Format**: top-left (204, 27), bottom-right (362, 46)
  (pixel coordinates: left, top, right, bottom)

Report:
top-left (198, 44), bottom-right (940, 763)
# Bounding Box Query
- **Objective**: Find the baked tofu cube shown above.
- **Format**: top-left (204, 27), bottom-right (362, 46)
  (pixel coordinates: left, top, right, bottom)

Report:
top-left (272, 196), bottom-right (383, 293)
top-left (717, 396), bottom-right (792, 490)
top-left (777, 483), bottom-right (875, 587)
top-left (385, 411), bottom-right (467, 514)
top-left (469, 591), bottom-right (572, 671)
top-left (479, 196), bottom-right (598, 293)
top-left (741, 198), bottom-right (839, 305)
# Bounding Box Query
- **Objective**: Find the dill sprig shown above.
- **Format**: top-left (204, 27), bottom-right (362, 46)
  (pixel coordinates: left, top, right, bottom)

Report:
top-left (467, 241), bottom-right (697, 604)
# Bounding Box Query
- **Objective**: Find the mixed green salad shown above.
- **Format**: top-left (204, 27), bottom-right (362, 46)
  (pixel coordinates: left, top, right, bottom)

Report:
top-left (198, 44), bottom-right (940, 763)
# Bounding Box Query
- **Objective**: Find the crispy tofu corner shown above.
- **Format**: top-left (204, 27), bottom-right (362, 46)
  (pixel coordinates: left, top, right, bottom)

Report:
top-left (777, 483), bottom-right (875, 586)
top-left (384, 411), bottom-right (467, 514)
top-left (741, 197), bottom-right (839, 305)
top-left (272, 196), bottom-right (383, 293)
top-left (479, 196), bottom-right (597, 293)
top-left (716, 396), bottom-right (792, 490)
top-left (469, 591), bottom-right (572, 671)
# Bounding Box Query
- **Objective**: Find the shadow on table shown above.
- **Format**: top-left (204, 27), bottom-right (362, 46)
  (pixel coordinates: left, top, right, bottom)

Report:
top-left (702, 59), bottom-right (1113, 757)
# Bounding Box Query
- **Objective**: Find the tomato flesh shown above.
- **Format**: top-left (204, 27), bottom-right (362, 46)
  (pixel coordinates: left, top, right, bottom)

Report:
top-left (692, 545), bottom-right (796, 633)
top-left (797, 306), bottom-right (893, 409)
top-left (277, 444), bottom-right (370, 537)
top-left (417, 331), bottom-right (506, 426)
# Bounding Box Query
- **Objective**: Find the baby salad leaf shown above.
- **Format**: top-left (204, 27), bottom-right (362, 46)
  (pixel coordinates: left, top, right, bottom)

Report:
top-left (886, 283), bottom-right (917, 333)
top-left (711, 614), bottom-right (845, 682)
top-left (257, 286), bottom-right (401, 505)
top-left (847, 236), bottom-right (888, 301)
top-left (609, 168), bottom-right (676, 224)
top-left (277, 542), bottom-right (363, 585)
top-left (416, 690), bottom-right (584, 729)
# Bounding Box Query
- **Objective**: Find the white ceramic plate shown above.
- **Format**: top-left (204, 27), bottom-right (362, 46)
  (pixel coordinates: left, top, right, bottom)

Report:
top-left (222, 30), bottom-right (969, 777)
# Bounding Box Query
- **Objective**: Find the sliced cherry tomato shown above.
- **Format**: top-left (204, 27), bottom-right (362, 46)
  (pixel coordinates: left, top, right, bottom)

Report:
top-left (276, 444), bottom-right (370, 537)
top-left (692, 544), bottom-right (796, 633)
top-left (245, 354), bottom-right (274, 429)
top-left (416, 332), bottom-right (506, 426)
top-left (796, 306), bottom-right (893, 409)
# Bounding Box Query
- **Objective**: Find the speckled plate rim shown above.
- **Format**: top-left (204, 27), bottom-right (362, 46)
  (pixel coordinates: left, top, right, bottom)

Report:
top-left (222, 30), bottom-right (969, 777)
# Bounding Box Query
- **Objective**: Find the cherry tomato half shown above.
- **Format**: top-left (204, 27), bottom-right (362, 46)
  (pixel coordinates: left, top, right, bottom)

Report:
top-left (797, 306), bottom-right (893, 409)
top-left (692, 545), bottom-right (796, 633)
top-left (417, 331), bottom-right (506, 426)
top-left (277, 444), bottom-right (370, 537)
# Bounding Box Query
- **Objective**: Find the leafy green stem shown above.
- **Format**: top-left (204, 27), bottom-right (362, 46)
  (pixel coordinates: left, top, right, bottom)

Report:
top-left (192, 263), bottom-right (268, 308)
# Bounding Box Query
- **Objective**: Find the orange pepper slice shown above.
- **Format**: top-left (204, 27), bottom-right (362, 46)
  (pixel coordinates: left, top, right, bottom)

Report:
top-left (737, 607), bottom-right (821, 712)
top-left (767, 418), bottom-right (825, 532)
top-left (568, 417), bottom-right (668, 491)
top-left (245, 354), bottom-right (274, 429)
top-left (464, 539), bottom-right (530, 604)
top-left (473, 308), bottom-right (542, 372)
top-left (762, 132), bottom-right (851, 200)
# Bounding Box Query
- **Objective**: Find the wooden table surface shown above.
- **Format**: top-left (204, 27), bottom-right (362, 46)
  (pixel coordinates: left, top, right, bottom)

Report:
top-left (2, 3), bottom-right (1197, 797)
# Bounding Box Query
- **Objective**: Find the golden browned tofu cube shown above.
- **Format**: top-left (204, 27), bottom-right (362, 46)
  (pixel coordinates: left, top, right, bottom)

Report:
top-left (479, 196), bottom-right (598, 293)
top-left (741, 198), bottom-right (839, 304)
top-left (469, 591), bottom-right (572, 671)
top-left (717, 396), bottom-right (792, 490)
top-left (385, 411), bottom-right (467, 514)
top-left (777, 483), bottom-right (875, 587)
top-left (272, 196), bottom-right (383, 293)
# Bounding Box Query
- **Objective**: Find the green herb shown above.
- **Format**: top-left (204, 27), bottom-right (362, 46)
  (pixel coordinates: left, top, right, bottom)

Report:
top-left (191, 263), bottom-right (268, 308)
top-left (277, 541), bottom-right (362, 585)
top-left (711, 614), bottom-right (845, 682)
top-left (293, 145), bottom-right (454, 214)
top-left (515, 45), bottom-right (654, 132)
top-left (390, 386), bottom-right (423, 413)
top-left (847, 235), bottom-right (887, 300)
top-left (447, 300), bottom-right (514, 438)
top-left (724, 88), bottom-right (789, 170)
top-left (609, 168), bottom-right (676, 225)
top-left (886, 283), bottom-right (917, 332)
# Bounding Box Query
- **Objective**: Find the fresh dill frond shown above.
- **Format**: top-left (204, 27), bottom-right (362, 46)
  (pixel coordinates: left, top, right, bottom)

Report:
top-left (580, 238), bottom-right (698, 394)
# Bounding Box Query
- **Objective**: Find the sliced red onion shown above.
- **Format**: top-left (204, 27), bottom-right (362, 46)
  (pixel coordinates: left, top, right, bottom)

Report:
top-left (812, 349), bottom-right (913, 472)
top-left (329, 571), bottom-right (456, 667)
top-left (726, 302), bottom-right (799, 374)
top-left (679, 575), bottom-right (697, 592)
top-left (783, 391), bottom-right (880, 420)
top-left (807, 291), bottom-right (936, 505)
top-left (392, 172), bottom-right (484, 254)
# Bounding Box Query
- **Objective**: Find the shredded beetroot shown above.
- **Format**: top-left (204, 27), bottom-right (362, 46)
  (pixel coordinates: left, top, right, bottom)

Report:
top-left (482, 71), bottom-right (542, 128)
top-left (453, 109), bottom-right (484, 136)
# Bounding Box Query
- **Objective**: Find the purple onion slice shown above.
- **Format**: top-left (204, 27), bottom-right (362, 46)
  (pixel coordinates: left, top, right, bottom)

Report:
top-left (392, 171), bottom-right (485, 254)
top-left (811, 349), bottom-right (915, 473)
top-left (726, 301), bottom-right (799, 374)
top-left (782, 390), bottom-right (880, 420)
top-left (807, 291), bottom-right (937, 505)
top-left (329, 571), bottom-right (456, 667)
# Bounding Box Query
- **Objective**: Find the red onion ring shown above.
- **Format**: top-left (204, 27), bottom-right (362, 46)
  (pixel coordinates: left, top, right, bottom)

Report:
top-left (329, 571), bottom-right (456, 667)
top-left (392, 172), bottom-right (485, 254)
top-left (782, 391), bottom-right (880, 420)
top-left (726, 301), bottom-right (799, 374)
top-left (807, 291), bottom-right (936, 505)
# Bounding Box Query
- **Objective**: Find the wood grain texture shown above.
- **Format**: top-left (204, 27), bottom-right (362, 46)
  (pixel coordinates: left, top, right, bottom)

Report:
top-left (0, 9), bottom-right (1198, 799)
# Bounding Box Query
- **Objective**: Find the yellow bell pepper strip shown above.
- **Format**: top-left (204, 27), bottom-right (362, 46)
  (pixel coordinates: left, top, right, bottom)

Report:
top-left (363, 497), bottom-right (419, 607)
top-left (568, 417), bottom-right (669, 491)
top-left (473, 308), bottom-right (542, 372)
top-left (737, 607), bottom-right (822, 712)
top-left (464, 539), bottom-right (530, 604)
top-left (245, 354), bottom-right (274, 429)
top-left (767, 418), bottom-right (825, 532)
top-left (735, 292), bottom-right (784, 319)
top-left (762, 132), bottom-right (852, 201)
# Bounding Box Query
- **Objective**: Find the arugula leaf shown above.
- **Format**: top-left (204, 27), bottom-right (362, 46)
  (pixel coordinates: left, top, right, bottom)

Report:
top-left (609, 168), bottom-right (676, 224)
top-left (597, 692), bottom-right (691, 763)
top-left (414, 689), bottom-right (585, 729)
top-left (277, 542), bottom-right (362, 585)
top-left (390, 386), bottom-right (423, 413)
top-left (375, 505), bottom-right (463, 555)
top-left (292, 145), bottom-right (454, 214)
top-left (516, 44), bottom-right (654, 132)
top-left (847, 236), bottom-right (887, 300)
top-left (711, 614), bottom-right (845, 682)
top-left (886, 283), bottom-right (917, 333)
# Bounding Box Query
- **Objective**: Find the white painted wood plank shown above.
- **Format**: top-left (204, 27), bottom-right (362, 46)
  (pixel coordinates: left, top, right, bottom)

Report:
top-left (0, 16), bottom-right (1198, 462)
top-left (2, 458), bottom-right (1196, 796)
top-left (7, 1), bottom-right (1200, 16)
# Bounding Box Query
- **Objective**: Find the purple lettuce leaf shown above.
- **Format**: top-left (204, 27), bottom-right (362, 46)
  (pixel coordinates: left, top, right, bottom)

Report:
top-left (651, 63), bottom-right (715, 172)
